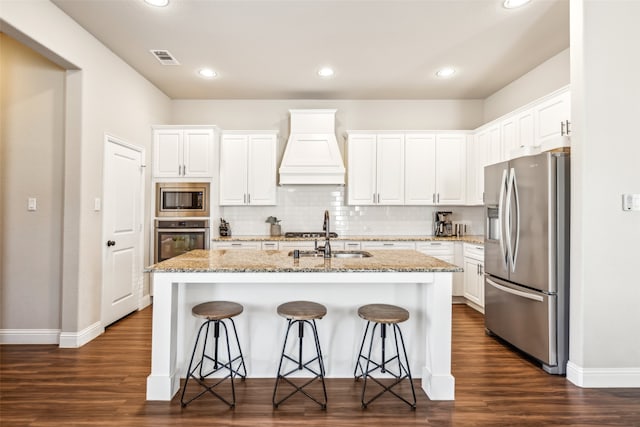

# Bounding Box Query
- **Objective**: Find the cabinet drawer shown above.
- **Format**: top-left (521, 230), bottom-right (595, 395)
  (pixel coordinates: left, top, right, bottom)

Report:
top-left (361, 241), bottom-right (416, 250)
top-left (416, 241), bottom-right (454, 254)
top-left (212, 241), bottom-right (261, 249)
top-left (278, 241), bottom-right (316, 250)
top-left (261, 241), bottom-right (279, 250)
top-left (463, 243), bottom-right (484, 260)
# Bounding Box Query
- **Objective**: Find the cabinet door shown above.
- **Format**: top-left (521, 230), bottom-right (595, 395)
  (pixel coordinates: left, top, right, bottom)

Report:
top-left (153, 129), bottom-right (183, 177)
top-left (535, 90), bottom-right (570, 147)
top-left (347, 134), bottom-right (377, 205)
top-left (376, 134), bottom-right (404, 205)
top-left (463, 257), bottom-right (482, 306)
top-left (501, 116), bottom-right (517, 160)
top-left (183, 129), bottom-right (214, 177)
top-left (247, 134), bottom-right (277, 205)
top-left (466, 133), bottom-right (485, 205)
top-left (516, 109), bottom-right (535, 149)
top-left (219, 134), bottom-right (248, 205)
top-left (486, 125), bottom-right (502, 166)
top-left (435, 134), bottom-right (466, 205)
top-left (405, 134), bottom-right (436, 205)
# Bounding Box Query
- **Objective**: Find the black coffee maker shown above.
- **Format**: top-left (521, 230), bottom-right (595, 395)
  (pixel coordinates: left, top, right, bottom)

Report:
top-left (434, 211), bottom-right (453, 237)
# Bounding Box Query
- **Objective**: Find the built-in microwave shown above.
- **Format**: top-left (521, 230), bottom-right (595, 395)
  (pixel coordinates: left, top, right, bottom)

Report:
top-left (156, 182), bottom-right (210, 217)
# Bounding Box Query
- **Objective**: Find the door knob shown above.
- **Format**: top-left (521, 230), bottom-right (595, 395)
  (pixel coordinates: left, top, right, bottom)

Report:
top-left (106, 240), bottom-right (116, 247)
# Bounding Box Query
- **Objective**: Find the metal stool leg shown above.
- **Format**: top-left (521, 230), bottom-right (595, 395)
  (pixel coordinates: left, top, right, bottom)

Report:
top-left (273, 319), bottom-right (327, 409)
top-left (181, 318), bottom-right (245, 408)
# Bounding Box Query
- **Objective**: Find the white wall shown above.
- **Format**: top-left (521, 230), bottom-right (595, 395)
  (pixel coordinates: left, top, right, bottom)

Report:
top-left (0, 1), bottom-right (171, 341)
top-left (483, 48), bottom-right (570, 122)
top-left (567, 0), bottom-right (640, 387)
top-left (0, 34), bottom-right (65, 335)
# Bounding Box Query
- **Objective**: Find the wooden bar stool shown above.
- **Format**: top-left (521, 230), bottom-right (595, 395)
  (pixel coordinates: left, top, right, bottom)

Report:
top-left (354, 303), bottom-right (416, 409)
top-left (272, 300), bottom-right (328, 409)
top-left (180, 301), bottom-right (247, 408)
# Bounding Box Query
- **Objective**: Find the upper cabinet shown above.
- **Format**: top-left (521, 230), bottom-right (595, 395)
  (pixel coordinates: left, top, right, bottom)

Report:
top-left (466, 133), bottom-right (486, 206)
top-left (346, 132), bottom-right (404, 205)
top-left (219, 131), bottom-right (277, 206)
top-left (534, 88), bottom-right (571, 150)
top-left (347, 131), bottom-right (466, 206)
top-left (153, 127), bottom-right (215, 178)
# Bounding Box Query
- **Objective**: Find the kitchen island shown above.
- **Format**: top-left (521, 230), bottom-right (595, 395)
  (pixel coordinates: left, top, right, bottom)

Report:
top-left (145, 249), bottom-right (462, 401)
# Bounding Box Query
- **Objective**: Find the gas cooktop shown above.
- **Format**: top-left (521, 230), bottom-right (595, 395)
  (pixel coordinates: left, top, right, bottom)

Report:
top-left (284, 232), bottom-right (338, 238)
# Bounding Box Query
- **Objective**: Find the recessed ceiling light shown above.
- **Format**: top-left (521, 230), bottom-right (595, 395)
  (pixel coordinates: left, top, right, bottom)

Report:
top-left (436, 67), bottom-right (456, 78)
top-left (318, 67), bottom-right (335, 78)
top-left (144, 0), bottom-right (169, 6)
top-left (503, 0), bottom-right (531, 9)
top-left (198, 68), bottom-right (217, 79)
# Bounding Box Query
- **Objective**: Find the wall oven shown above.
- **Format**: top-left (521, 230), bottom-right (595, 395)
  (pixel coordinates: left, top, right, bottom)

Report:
top-left (154, 219), bottom-right (209, 263)
top-left (156, 182), bottom-right (210, 217)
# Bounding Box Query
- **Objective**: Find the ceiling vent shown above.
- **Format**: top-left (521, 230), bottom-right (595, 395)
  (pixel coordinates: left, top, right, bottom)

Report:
top-left (150, 49), bottom-right (180, 65)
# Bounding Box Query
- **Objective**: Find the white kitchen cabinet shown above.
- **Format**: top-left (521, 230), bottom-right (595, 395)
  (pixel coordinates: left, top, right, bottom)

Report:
top-left (502, 108), bottom-right (536, 160)
top-left (261, 241), bottom-right (279, 250)
top-left (153, 127), bottom-right (215, 178)
top-left (466, 133), bottom-right (486, 205)
top-left (480, 124), bottom-right (502, 166)
top-left (219, 132), bottom-right (277, 206)
top-left (346, 133), bottom-right (404, 205)
top-left (360, 241), bottom-right (416, 250)
top-left (277, 241), bottom-right (317, 250)
top-left (211, 241), bottom-right (261, 250)
top-left (416, 241), bottom-right (464, 297)
top-left (404, 133), bottom-right (467, 206)
top-left (534, 88), bottom-right (571, 150)
top-left (463, 243), bottom-right (485, 312)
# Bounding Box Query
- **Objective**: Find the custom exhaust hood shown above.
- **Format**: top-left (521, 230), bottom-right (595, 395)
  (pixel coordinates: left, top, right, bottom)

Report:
top-left (278, 109), bottom-right (345, 185)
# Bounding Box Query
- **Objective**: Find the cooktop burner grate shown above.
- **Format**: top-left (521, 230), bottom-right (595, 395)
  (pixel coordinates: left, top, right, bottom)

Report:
top-left (284, 232), bottom-right (338, 238)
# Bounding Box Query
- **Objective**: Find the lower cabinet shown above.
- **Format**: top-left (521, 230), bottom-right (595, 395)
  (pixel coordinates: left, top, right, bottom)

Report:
top-left (463, 243), bottom-right (485, 312)
top-left (416, 242), bottom-right (463, 297)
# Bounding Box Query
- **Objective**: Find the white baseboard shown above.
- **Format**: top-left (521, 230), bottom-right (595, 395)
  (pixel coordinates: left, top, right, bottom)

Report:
top-left (0, 329), bottom-right (61, 344)
top-left (140, 294), bottom-right (151, 310)
top-left (59, 321), bottom-right (104, 348)
top-left (567, 361), bottom-right (640, 387)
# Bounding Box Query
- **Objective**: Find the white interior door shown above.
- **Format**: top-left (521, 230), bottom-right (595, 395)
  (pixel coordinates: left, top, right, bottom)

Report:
top-left (102, 136), bottom-right (144, 327)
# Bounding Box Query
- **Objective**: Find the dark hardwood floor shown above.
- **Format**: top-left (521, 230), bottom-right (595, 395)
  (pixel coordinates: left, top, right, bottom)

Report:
top-left (2, 305), bottom-right (639, 426)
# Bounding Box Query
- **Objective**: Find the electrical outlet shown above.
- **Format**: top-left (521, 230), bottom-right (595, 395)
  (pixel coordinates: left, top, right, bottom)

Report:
top-left (622, 194), bottom-right (640, 211)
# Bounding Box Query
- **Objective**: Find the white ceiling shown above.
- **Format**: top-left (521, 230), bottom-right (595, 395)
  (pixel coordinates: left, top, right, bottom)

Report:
top-left (51, 0), bottom-right (569, 100)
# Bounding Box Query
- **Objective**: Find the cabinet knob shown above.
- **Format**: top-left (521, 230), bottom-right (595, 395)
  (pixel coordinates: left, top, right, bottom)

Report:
top-left (106, 240), bottom-right (116, 247)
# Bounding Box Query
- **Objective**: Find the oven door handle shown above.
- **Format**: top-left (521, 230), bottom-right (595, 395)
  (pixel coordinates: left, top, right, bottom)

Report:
top-left (156, 228), bottom-right (208, 233)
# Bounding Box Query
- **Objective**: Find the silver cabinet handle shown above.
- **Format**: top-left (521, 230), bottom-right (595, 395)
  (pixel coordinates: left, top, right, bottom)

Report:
top-left (247, 193), bottom-right (251, 204)
top-left (430, 242), bottom-right (442, 246)
top-left (561, 121), bottom-right (566, 136)
top-left (565, 120), bottom-right (571, 135)
top-left (373, 193), bottom-right (376, 203)
top-left (231, 243), bottom-right (242, 247)
top-left (432, 193), bottom-right (436, 204)
top-left (437, 193), bottom-right (440, 203)
top-left (243, 194), bottom-right (247, 204)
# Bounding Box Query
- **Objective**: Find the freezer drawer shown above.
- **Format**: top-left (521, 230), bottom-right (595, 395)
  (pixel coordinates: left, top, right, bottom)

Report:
top-left (484, 276), bottom-right (557, 367)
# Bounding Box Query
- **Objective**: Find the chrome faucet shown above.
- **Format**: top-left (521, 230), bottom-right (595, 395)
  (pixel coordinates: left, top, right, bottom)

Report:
top-left (321, 210), bottom-right (332, 258)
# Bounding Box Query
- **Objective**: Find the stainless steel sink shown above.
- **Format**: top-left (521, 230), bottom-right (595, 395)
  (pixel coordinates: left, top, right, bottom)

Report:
top-left (287, 250), bottom-right (372, 258)
top-left (331, 250), bottom-right (372, 258)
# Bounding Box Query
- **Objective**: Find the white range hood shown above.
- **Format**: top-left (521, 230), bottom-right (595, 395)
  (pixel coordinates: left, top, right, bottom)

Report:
top-left (278, 109), bottom-right (345, 185)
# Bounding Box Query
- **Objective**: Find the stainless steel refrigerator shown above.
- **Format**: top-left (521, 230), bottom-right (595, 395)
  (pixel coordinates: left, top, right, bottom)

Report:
top-left (484, 151), bottom-right (570, 374)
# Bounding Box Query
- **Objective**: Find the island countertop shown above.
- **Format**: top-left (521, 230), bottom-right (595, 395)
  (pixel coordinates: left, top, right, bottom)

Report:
top-left (146, 249), bottom-right (464, 273)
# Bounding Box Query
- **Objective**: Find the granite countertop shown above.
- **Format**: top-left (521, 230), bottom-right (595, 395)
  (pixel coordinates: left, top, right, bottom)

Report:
top-left (212, 235), bottom-right (485, 245)
top-left (147, 249), bottom-right (464, 273)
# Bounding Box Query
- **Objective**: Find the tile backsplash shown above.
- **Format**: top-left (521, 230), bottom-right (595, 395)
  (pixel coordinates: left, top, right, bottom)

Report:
top-left (218, 186), bottom-right (483, 237)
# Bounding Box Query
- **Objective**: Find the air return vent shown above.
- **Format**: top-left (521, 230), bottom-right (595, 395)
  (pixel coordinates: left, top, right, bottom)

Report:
top-left (150, 49), bottom-right (180, 65)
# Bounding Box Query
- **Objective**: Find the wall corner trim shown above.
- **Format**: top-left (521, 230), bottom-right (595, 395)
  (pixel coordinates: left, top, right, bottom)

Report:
top-left (59, 321), bottom-right (104, 348)
top-left (567, 361), bottom-right (640, 388)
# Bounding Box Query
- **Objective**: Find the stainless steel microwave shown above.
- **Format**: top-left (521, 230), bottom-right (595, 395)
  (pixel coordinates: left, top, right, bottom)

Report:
top-left (156, 182), bottom-right (210, 217)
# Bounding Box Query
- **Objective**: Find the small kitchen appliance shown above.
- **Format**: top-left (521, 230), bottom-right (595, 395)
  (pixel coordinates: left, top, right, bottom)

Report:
top-left (434, 211), bottom-right (453, 237)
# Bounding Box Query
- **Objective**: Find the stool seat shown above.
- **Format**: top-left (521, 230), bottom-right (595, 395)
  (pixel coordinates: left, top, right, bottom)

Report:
top-left (277, 301), bottom-right (326, 321)
top-left (192, 301), bottom-right (243, 320)
top-left (358, 303), bottom-right (409, 324)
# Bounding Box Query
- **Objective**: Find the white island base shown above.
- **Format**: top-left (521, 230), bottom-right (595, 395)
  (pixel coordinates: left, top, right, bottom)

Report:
top-left (146, 271), bottom-right (455, 401)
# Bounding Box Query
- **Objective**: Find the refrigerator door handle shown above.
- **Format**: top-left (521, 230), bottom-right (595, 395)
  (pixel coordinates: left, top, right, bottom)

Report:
top-left (507, 168), bottom-right (521, 272)
top-left (498, 169), bottom-right (509, 270)
top-left (486, 278), bottom-right (544, 302)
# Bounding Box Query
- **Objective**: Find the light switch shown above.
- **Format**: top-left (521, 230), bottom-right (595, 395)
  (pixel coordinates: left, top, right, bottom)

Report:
top-left (622, 194), bottom-right (640, 211)
top-left (94, 197), bottom-right (101, 212)
top-left (27, 197), bottom-right (37, 211)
